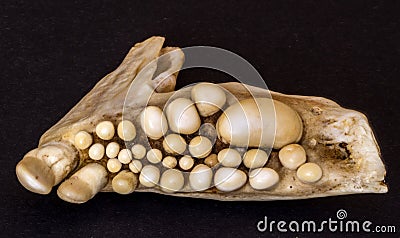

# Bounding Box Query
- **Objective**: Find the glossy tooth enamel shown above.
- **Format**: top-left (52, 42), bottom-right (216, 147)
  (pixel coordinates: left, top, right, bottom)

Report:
top-left (243, 149), bottom-right (269, 169)
top-left (296, 163), bottom-right (323, 183)
top-left (118, 149), bottom-right (133, 164)
top-left (117, 120), bottom-right (136, 141)
top-left (165, 98), bottom-right (201, 134)
top-left (204, 154), bottom-right (219, 168)
top-left (129, 160), bottom-right (143, 173)
top-left (74, 131), bottom-right (93, 150)
top-left (217, 148), bottom-right (242, 168)
top-left (57, 163), bottom-right (108, 203)
top-left (95, 121), bottom-right (115, 140)
top-left (146, 148), bottom-right (163, 164)
top-left (249, 168), bottom-right (279, 190)
top-left (163, 134), bottom-right (187, 155)
top-left (214, 167), bottom-right (247, 192)
top-left (179, 155), bottom-right (194, 171)
top-left (112, 170), bottom-right (137, 195)
top-left (139, 165), bottom-right (160, 188)
top-left (188, 136), bottom-right (212, 159)
top-left (131, 144), bottom-right (146, 159)
top-left (191, 82), bottom-right (226, 117)
top-left (140, 106), bottom-right (168, 140)
top-left (162, 156), bottom-right (177, 169)
top-left (278, 144), bottom-right (307, 170)
top-left (88, 143), bottom-right (105, 161)
top-left (107, 158), bottom-right (122, 173)
top-left (189, 164), bottom-right (213, 191)
top-left (160, 169), bottom-right (184, 193)
top-left (106, 142), bottom-right (120, 159)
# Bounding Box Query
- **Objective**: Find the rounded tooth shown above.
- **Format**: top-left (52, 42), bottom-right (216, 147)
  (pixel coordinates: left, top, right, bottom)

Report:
top-left (191, 82), bottom-right (226, 117)
top-left (160, 169), bottom-right (184, 193)
top-left (88, 143), bottom-right (105, 161)
top-left (112, 170), bottom-right (137, 194)
top-left (216, 98), bottom-right (303, 149)
top-left (179, 155), bottom-right (194, 171)
top-left (146, 149), bottom-right (163, 164)
top-left (249, 168), bottom-right (279, 190)
top-left (16, 155), bottom-right (55, 194)
top-left (106, 142), bottom-right (120, 159)
top-left (139, 165), bottom-right (160, 188)
top-left (163, 134), bottom-right (187, 155)
top-left (165, 98), bottom-right (201, 135)
top-left (162, 156), bottom-right (177, 169)
top-left (204, 154), bottom-right (219, 168)
top-left (131, 144), bottom-right (146, 159)
top-left (189, 164), bottom-right (213, 192)
top-left (278, 144), bottom-right (307, 170)
top-left (217, 148), bottom-right (242, 168)
top-left (243, 149), bottom-right (269, 169)
top-left (107, 158), bottom-right (122, 173)
top-left (95, 121), bottom-right (115, 140)
top-left (188, 136), bottom-right (212, 159)
top-left (296, 163), bottom-right (323, 183)
top-left (117, 120), bottom-right (136, 141)
top-left (57, 163), bottom-right (108, 204)
top-left (129, 160), bottom-right (143, 173)
top-left (140, 106), bottom-right (168, 140)
top-left (74, 131), bottom-right (93, 150)
top-left (118, 149), bottom-right (132, 164)
top-left (214, 167), bottom-right (247, 192)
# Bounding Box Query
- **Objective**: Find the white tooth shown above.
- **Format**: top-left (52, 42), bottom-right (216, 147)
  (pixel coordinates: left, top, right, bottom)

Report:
top-left (217, 148), bottom-right (242, 168)
top-left (112, 170), bottom-right (137, 194)
top-left (163, 134), bottom-right (187, 155)
top-left (131, 144), bottom-right (146, 159)
top-left (296, 163), bottom-right (323, 183)
top-left (129, 160), bottom-right (143, 173)
top-left (179, 155), bottom-right (194, 171)
top-left (188, 136), bottom-right (212, 159)
top-left (216, 98), bottom-right (303, 149)
top-left (88, 143), bottom-right (105, 161)
top-left (74, 131), bottom-right (93, 150)
top-left (118, 148), bottom-right (133, 164)
top-left (165, 98), bottom-right (201, 135)
top-left (249, 168), bottom-right (279, 190)
top-left (140, 106), bottom-right (168, 140)
top-left (243, 149), bottom-right (269, 169)
top-left (162, 156), bottom-right (177, 169)
top-left (214, 167), bottom-right (247, 192)
top-left (57, 163), bottom-right (108, 203)
top-left (117, 120), bottom-right (136, 141)
top-left (160, 169), bottom-right (185, 193)
top-left (95, 121), bottom-right (115, 140)
top-left (107, 158), bottom-right (122, 173)
top-left (106, 142), bottom-right (120, 158)
top-left (191, 82), bottom-right (226, 117)
top-left (189, 164), bottom-right (213, 191)
top-left (139, 165), bottom-right (160, 188)
top-left (278, 144), bottom-right (307, 170)
top-left (146, 148), bottom-right (163, 164)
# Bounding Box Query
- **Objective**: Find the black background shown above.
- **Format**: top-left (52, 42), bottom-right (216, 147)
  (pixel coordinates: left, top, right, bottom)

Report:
top-left (1, 1), bottom-right (400, 237)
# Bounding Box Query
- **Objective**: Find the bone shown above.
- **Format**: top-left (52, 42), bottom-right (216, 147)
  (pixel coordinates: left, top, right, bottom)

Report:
top-left (57, 163), bottom-right (108, 203)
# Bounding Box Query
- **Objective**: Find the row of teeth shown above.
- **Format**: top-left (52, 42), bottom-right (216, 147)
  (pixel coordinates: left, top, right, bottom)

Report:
top-left (67, 83), bottom-right (322, 198)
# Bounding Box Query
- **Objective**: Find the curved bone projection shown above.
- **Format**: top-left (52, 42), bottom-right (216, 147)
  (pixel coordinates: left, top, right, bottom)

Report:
top-left (16, 36), bottom-right (387, 203)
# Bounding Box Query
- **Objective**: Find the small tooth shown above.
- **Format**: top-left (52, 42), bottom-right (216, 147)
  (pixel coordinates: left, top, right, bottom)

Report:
top-left (178, 155), bottom-right (194, 171)
top-left (139, 165), bottom-right (160, 188)
top-left (243, 149), bottom-right (269, 169)
top-left (140, 106), bottom-right (168, 140)
top-left (112, 170), bottom-right (137, 195)
top-left (217, 148), bottom-right (242, 168)
top-left (191, 82), bottom-right (226, 117)
top-left (214, 167), bottom-right (247, 192)
top-left (57, 163), bottom-right (108, 204)
top-left (188, 136), bottom-right (212, 159)
top-left (204, 154), bottom-right (219, 168)
top-left (146, 148), bottom-right (163, 164)
top-left (162, 156), bottom-right (177, 169)
top-left (74, 131), bottom-right (93, 150)
top-left (118, 149), bottom-right (132, 164)
top-left (189, 164), bottom-right (213, 192)
top-left (88, 143), bottom-right (105, 161)
top-left (162, 134), bottom-right (187, 155)
top-left (131, 144), bottom-right (146, 159)
top-left (106, 142), bottom-right (120, 159)
top-left (117, 120), bottom-right (136, 141)
top-left (107, 158), bottom-right (122, 173)
top-left (129, 160), bottom-right (143, 173)
top-left (249, 168), bottom-right (279, 190)
top-left (95, 121), bottom-right (115, 140)
top-left (160, 169), bottom-right (184, 193)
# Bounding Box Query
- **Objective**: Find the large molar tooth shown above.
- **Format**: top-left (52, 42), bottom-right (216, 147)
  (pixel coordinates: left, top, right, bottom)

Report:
top-left (216, 98), bottom-right (303, 149)
top-left (191, 82), bottom-right (226, 117)
top-left (16, 142), bottom-right (77, 194)
top-left (57, 163), bottom-right (108, 203)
